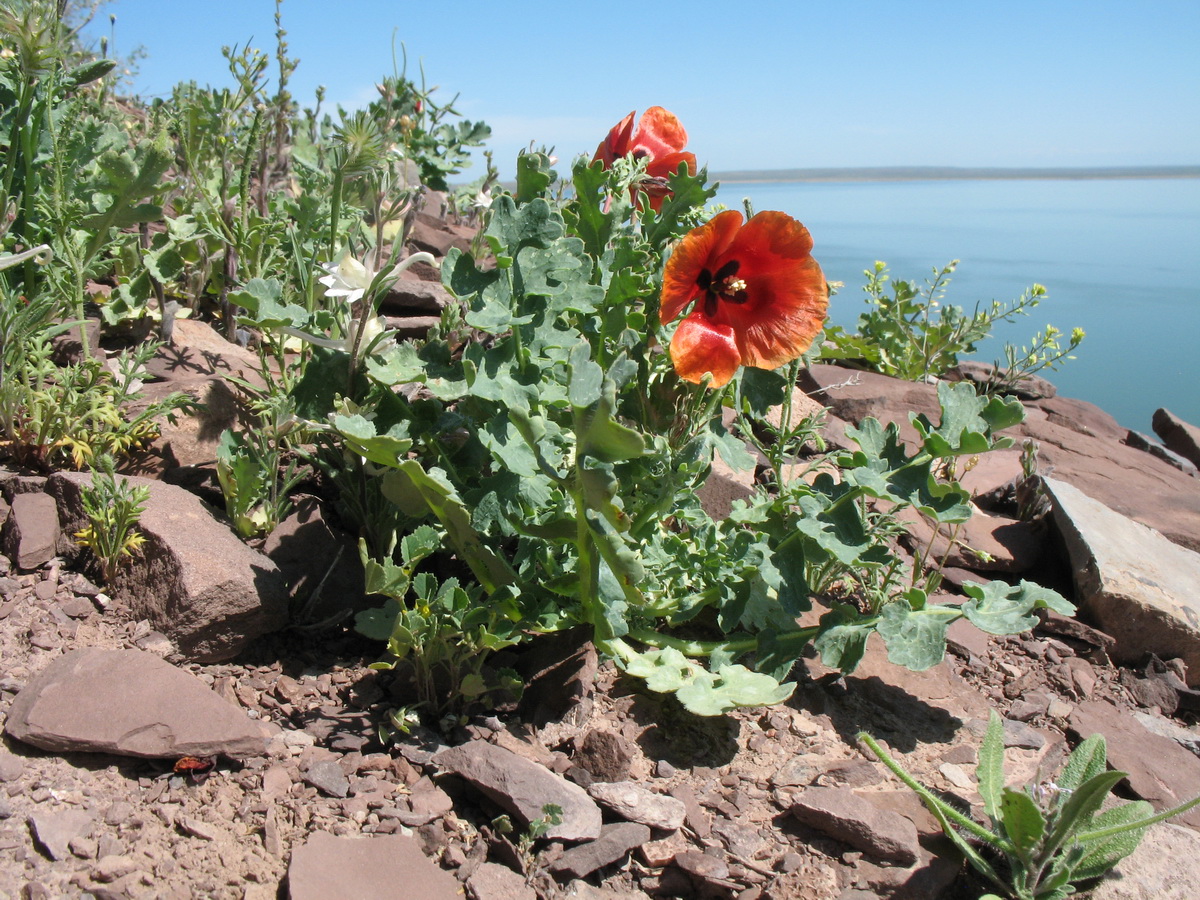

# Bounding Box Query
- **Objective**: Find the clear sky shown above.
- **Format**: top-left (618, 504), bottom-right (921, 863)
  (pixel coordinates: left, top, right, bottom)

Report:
top-left (83, 0), bottom-right (1200, 180)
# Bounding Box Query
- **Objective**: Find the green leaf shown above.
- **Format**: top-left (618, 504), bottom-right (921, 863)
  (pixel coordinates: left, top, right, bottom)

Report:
top-left (1057, 734), bottom-right (1108, 794)
top-left (401, 525), bottom-right (441, 569)
top-left (354, 599), bottom-right (403, 641)
top-left (999, 788), bottom-right (1046, 856)
top-left (1070, 801), bottom-right (1153, 881)
top-left (977, 711), bottom-right (1007, 825)
top-left (813, 606), bottom-right (873, 673)
top-left (381, 462), bottom-right (514, 595)
top-left (739, 367), bottom-right (788, 418)
top-left (622, 647), bottom-right (793, 716)
top-left (515, 152), bottom-right (555, 203)
top-left (961, 580), bottom-right (1076, 635)
top-left (877, 602), bottom-right (957, 671)
top-left (232, 278), bottom-right (311, 329)
top-left (331, 414), bottom-right (413, 467)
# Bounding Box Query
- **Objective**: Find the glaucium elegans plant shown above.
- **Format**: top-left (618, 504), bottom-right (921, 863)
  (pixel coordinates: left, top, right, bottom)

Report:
top-left (235, 103), bottom-right (1075, 717)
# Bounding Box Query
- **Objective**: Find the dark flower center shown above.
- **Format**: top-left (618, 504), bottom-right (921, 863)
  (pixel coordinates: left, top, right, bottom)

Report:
top-left (697, 260), bottom-right (749, 317)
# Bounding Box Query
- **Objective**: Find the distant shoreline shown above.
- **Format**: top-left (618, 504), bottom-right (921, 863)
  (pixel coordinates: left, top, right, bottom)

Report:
top-left (710, 165), bottom-right (1200, 184)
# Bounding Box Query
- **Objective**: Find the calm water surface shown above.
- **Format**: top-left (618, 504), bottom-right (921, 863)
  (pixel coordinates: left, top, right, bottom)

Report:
top-left (712, 178), bottom-right (1200, 431)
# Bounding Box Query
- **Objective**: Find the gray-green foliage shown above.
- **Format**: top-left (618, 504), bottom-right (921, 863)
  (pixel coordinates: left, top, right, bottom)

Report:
top-left (822, 260), bottom-right (1082, 387)
top-left (860, 711), bottom-right (1200, 899)
top-left (261, 160), bottom-right (1078, 717)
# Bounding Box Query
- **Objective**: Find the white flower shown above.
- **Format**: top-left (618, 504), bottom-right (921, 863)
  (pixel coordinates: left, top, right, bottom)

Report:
top-left (318, 253), bottom-right (375, 305)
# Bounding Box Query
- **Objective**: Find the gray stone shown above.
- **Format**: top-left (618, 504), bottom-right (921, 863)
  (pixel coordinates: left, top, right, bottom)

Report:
top-left (287, 832), bottom-right (460, 900)
top-left (48, 472), bottom-right (288, 661)
top-left (27, 809), bottom-right (95, 861)
top-left (1088, 823), bottom-right (1200, 899)
top-left (4, 648), bottom-right (267, 758)
top-left (0, 752), bottom-right (25, 782)
top-left (549, 822), bottom-right (651, 879)
top-left (1133, 711), bottom-right (1200, 755)
top-left (788, 786), bottom-right (920, 866)
top-left (1125, 430), bottom-right (1199, 476)
top-left (434, 741), bottom-right (602, 841)
top-left (587, 781), bottom-right (687, 831)
top-left (1153, 408), bottom-right (1200, 470)
top-left (381, 276), bottom-right (453, 314)
top-left (302, 759), bottom-right (350, 799)
top-left (1043, 477), bottom-right (1200, 684)
top-left (2, 493), bottom-right (59, 570)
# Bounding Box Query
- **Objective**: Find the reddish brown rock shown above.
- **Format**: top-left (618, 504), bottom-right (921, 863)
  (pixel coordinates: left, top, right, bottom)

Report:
top-left (433, 741), bottom-right (602, 841)
top-left (1068, 700), bottom-right (1200, 829)
top-left (287, 832), bottom-right (460, 900)
top-left (48, 472), bottom-right (288, 661)
top-left (1, 493), bottom-right (59, 571)
top-left (788, 786), bottom-right (920, 865)
top-left (5, 648), bottom-right (266, 758)
top-left (549, 822), bottom-right (651, 879)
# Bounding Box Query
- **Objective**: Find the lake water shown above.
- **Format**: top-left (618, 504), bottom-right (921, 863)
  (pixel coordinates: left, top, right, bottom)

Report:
top-left (712, 178), bottom-right (1200, 432)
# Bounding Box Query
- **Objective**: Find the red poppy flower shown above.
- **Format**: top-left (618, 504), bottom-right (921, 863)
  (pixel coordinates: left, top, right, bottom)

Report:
top-left (661, 210), bottom-right (828, 388)
top-left (593, 107), bottom-right (697, 211)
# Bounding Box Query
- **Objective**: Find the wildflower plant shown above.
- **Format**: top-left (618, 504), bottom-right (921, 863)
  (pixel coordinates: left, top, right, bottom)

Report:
top-left (74, 454), bottom-right (151, 585)
top-left (232, 106), bottom-right (1077, 718)
top-left (860, 712), bottom-right (1200, 900)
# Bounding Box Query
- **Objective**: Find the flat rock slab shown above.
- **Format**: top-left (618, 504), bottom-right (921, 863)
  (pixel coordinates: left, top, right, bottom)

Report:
top-left (1069, 700), bottom-right (1200, 830)
top-left (4, 648), bottom-right (267, 759)
top-left (287, 832), bottom-right (460, 900)
top-left (434, 741), bottom-right (602, 841)
top-left (48, 472), bottom-right (288, 662)
top-left (1044, 477), bottom-right (1200, 684)
top-left (587, 781), bottom-right (686, 831)
top-left (788, 785), bottom-right (920, 865)
top-left (1153, 408), bottom-right (1200, 469)
top-left (549, 822), bottom-right (651, 879)
top-left (1089, 822), bottom-right (1200, 900)
top-left (27, 809), bottom-right (95, 861)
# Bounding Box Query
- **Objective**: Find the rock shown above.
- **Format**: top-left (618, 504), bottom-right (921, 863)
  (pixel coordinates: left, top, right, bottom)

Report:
top-left (1153, 408), bottom-right (1200, 470)
top-left (91, 855), bottom-right (139, 883)
top-left (0, 752), bottom-right (25, 782)
top-left (801, 363), bottom-right (1200, 552)
top-left (433, 741), bottom-right (602, 841)
top-left (944, 360), bottom-right (1057, 400)
top-left (575, 730), bottom-right (635, 783)
top-left (380, 276), bottom-right (453, 315)
top-left (262, 495), bottom-right (365, 625)
top-left (586, 781), bottom-right (686, 831)
top-left (383, 314), bottom-right (441, 339)
top-left (4, 648), bottom-right (267, 758)
top-left (301, 759), bottom-right (349, 799)
top-left (2, 493), bottom-right (59, 571)
top-left (549, 822), bottom-right (651, 879)
top-left (1043, 477), bottom-right (1200, 684)
top-left (1068, 700), bottom-right (1200, 829)
top-left (1088, 823), bottom-right (1200, 899)
top-left (48, 472), bottom-right (288, 661)
top-left (27, 809), bottom-right (95, 861)
top-left (406, 213), bottom-right (472, 258)
top-left (895, 504), bottom-right (1044, 574)
top-left (1017, 402), bottom-right (1200, 553)
top-left (1132, 711), bottom-right (1200, 755)
top-left (696, 451), bottom-right (755, 520)
top-left (466, 862), bottom-right (537, 900)
top-left (287, 832), bottom-right (460, 900)
top-left (788, 786), bottom-right (920, 866)
top-left (515, 626), bottom-right (598, 729)
top-left (1125, 431), bottom-right (1199, 476)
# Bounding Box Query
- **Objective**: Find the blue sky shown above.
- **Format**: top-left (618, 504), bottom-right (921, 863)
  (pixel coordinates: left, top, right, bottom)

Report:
top-left (83, 0), bottom-right (1200, 180)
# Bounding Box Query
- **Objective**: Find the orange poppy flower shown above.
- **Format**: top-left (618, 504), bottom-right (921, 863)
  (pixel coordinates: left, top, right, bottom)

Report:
top-left (593, 107), bottom-right (697, 211)
top-left (661, 210), bottom-right (828, 388)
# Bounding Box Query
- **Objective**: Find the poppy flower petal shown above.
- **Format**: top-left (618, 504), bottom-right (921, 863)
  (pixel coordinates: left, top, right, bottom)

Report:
top-left (631, 106), bottom-right (689, 159)
top-left (660, 210), bottom-right (744, 324)
top-left (670, 313), bottom-right (742, 388)
top-left (646, 150), bottom-right (697, 181)
top-left (711, 212), bottom-right (828, 369)
top-left (594, 111), bottom-right (635, 166)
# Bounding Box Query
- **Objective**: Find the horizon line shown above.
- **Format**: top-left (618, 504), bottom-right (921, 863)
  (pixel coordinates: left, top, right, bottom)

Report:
top-left (710, 164), bottom-right (1200, 183)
